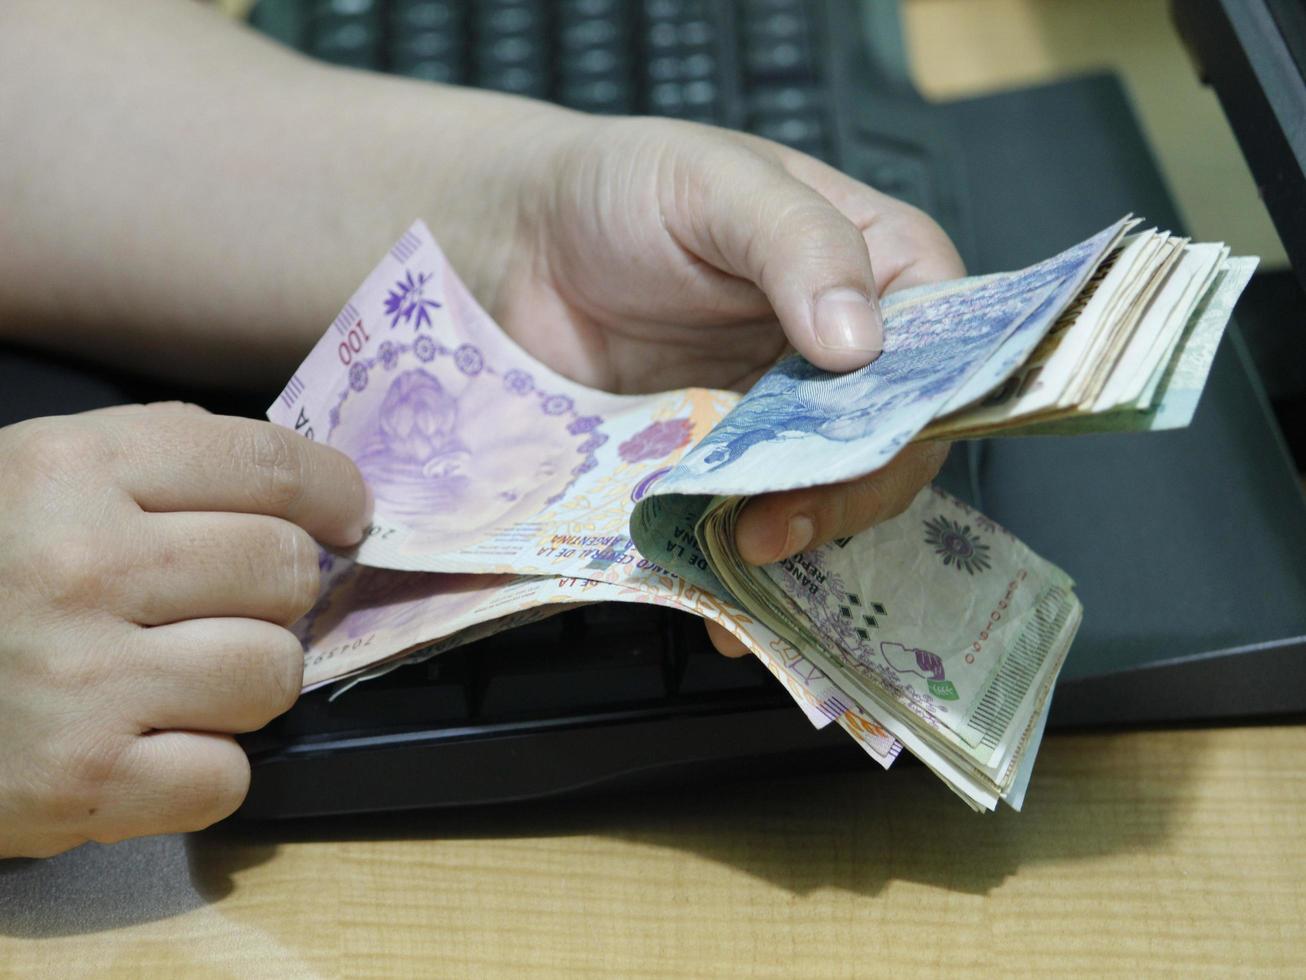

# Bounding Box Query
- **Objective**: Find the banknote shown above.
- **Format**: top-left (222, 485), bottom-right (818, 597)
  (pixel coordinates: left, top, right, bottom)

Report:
top-left (293, 552), bottom-right (904, 767)
top-left (272, 218), bottom-right (1253, 811)
top-left (269, 225), bottom-right (738, 578)
top-left (272, 218), bottom-right (1247, 579)
top-left (648, 217), bottom-right (1130, 499)
top-left (986, 256), bottom-right (1258, 436)
top-left (920, 241), bottom-right (1256, 439)
top-left (295, 554), bottom-right (566, 690)
top-left (691, 488), bottom-right (1079, 807)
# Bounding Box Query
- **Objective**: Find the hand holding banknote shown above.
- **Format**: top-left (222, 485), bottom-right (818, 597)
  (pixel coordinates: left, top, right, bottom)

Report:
top-left (0, 404), bottom-right (369, 859)
top-left (275, 213), bottom-right (1252, 810)
top-left (455, 115), bottom-right (963, 650)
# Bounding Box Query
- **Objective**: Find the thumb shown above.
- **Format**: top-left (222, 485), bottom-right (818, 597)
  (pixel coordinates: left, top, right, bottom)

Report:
top-left (671, 145), bottom-right (883, 372)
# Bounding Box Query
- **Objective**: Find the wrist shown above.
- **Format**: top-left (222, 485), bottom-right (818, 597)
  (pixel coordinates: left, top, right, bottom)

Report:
top-left (278, 72), bottom-right (591, 355)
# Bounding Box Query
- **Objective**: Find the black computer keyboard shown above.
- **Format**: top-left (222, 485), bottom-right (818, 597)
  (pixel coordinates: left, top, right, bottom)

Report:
top-left (240, 0), bottom-right (973, 818)
top-left (248, 0), bottom-right (968, 226)
top-left (270, 603), bottom-right (777, 740)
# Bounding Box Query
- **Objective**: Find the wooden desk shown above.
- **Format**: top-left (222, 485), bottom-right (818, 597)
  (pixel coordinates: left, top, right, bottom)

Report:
top-left (1, 724), bottom-right (1303, 976)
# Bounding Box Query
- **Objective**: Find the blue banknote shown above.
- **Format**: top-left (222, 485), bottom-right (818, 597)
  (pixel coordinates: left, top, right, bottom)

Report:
top-left (649, 218), bottom-right (1128, 498)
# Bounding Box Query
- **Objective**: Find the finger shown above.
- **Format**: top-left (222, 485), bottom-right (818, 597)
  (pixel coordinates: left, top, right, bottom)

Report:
top-left (766, 146), bottom-right (968, 292)
top-left (705, 619), bottom-right (750, 658)
top-left (123, 618), bottom-right (304, 734)
top-left (666, 144), bottom-right (884, 372)
top-left (107, 412), bottom-right (370, 546)
top-left (122, 512), bottom-right (322, 626)
top-left (735, 441), bottom-right (952, 565)
top-left (0, 830), bottom-right (85, 860)
top-left (82, 401), bottom-right (209, 418)
top-left (89, 731), bottom-right (250, 843)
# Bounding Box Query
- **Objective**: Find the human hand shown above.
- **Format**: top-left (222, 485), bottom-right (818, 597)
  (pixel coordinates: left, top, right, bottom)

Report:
top-left (478, 116), bottom-right (961, 655)
top-left (0, 404), bottom-right (368, 858)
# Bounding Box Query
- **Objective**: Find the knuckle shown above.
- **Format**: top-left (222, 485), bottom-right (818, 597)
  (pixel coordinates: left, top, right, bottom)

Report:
top-left (8, 419), bottom-right (110, 488)
top-left (276, 523), bottom-right (322, 621)
top-left (844, 478), bottom-right (886, 532)
top-left (45, 647), bottom-right (112, 701)
top-left (273, 632), bottom-right (306, 713)
top-left (189, 750), bottom-right (250, 830)
top-left (239, 423), bottom-right (305, 513)
top-left (64, 732), bottom-right (130, 793)
top-left (897, 441), bottom-right (950, 493)
top-left (882, 197), bottom-right (949, 242)
top-left (889, 205), bottom-right (966, 273)
top-left (40, 731), bottom-right (130, 822)
top-left (38, 534), bottom-right (117, 610)
top-left (780, 198), bottom-right (859, 249)
top-left (146, 400), bottom-right (208, 415)
top-left (218, 627), bottom-right (304, 728)
top-left (257, 629), bottom-right (305, 720)
top-left (921, 440), bottom-right (952, 478)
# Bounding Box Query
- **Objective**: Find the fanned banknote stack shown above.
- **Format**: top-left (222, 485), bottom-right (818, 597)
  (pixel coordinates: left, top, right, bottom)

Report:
top-left (270, 217), bottom-right (1255, 811)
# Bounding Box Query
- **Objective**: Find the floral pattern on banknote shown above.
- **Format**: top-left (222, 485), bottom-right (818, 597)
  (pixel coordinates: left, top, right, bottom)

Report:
top-left (617, 418), bottom-right (694, 463)
top-left (324, 338), bottom-right (608, 555)
top-left (922, 516), bottom-right (993, 574)
top-left (384, 269), bottom-right (442, 330)
top-left (541, 390), bottom-right (731, 562)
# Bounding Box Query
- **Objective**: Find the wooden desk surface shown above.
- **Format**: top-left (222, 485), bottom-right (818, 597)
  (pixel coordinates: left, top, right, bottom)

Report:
top-left (2, 724), bottom-right (1304, 977)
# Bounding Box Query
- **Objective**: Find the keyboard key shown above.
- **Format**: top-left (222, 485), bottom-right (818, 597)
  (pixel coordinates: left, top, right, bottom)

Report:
top-left (860, 146), bottom-right (934, 212)
top-left (646, 21), bottom-right (679, 53)
top-left (741, 2), bottom-right (816, 83)
top-left (398, 30), bottom-right (461, 61)
top-left (310, 21), bottom-right (382, 69)
top-left (557, 1), bottom-right (635, 113)
top-left (749, 84), bottom-right (822, 117)
top-left (680, 51), bottom-right (716, 80)
top-left (678, 18), bottom-right (714, 48)
top-left (643, 0), bottom-right (687, 19)
top-left (390, 1), bottom-right (467, 81)
top-left (560, 17), bottom-right (622, 49)
top-left (312, 0), bottom-right (377, 15)
top-left (647, 55), bottom-right (681, 83)
top-left (683, 79), bottom-right (718, 110)
top-left (472, 0), bottom-right (551, 97)
top-left (648, 81), bottom-right (686, 115)
top-left (558, 76), bottom-right (635, 114)
top-left (750, 113), bottom-right (825, 155)
top-left (483, 3), bottom-right (544, 35)
top-left (565, 0), bottom-right (622, 16)
top-left (392, 0), bottom-right (464, 33)
top-left (393, 55), bottom-right (466, 83)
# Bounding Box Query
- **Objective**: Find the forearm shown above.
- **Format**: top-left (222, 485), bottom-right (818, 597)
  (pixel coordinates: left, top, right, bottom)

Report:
top-left (0, 0), bottom-right (573, 387)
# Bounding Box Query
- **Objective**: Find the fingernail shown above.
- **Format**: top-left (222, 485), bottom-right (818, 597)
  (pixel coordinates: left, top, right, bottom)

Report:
top-left (779, 514), bottom-right (815, 560)
top-left (814, 288), bottom-right (883, 357)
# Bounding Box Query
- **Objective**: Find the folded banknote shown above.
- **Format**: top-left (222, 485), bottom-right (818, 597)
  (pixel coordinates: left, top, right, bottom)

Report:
top-left (270, 218), bottom-right (1253, 810)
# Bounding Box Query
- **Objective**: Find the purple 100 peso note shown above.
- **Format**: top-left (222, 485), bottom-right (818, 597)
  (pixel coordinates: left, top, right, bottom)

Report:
top-left (270, 221), bottom-right (737, 578)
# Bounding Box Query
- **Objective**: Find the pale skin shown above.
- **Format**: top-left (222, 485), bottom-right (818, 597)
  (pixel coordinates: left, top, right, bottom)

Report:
top-left (0, 0), bottom-right (961, 858)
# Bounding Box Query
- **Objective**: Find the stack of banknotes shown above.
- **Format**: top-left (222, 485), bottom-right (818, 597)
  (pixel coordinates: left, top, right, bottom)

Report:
top-left (270, 216), bottom-right (1255, 811)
